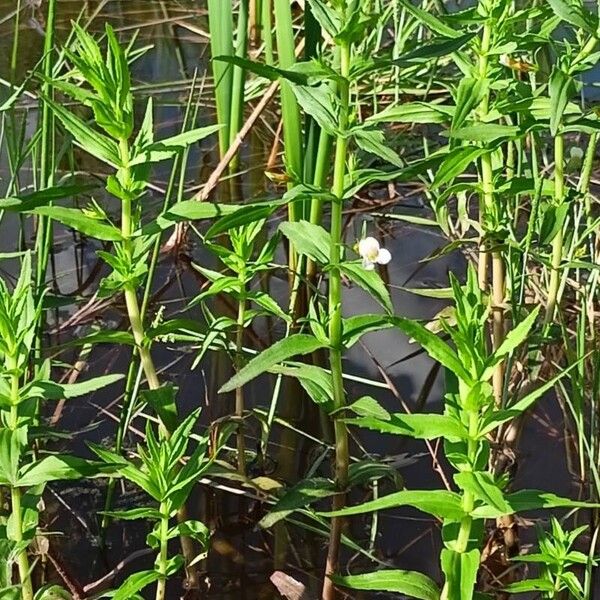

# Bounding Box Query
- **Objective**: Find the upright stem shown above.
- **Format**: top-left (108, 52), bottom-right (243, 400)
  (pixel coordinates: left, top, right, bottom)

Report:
top-left (440, 411), bottom-right (478, 600)
top-left (117, 138), bottom-right (199, 589)
top-left (8, 362), bottom-right (34, 600)
top-left (476, 15), bottom-right (505, 405)
top-left (235, 282), bottom-right (247, 474)
top-left (477, 19), bottom-right (492, 289)
top-left (36, 0), bottom-right (57, 291)
top-left (229, 0), bottom-right (249, 172)
top-left (155, 501), bottom-right (170, 600)
top-left (545, 35), bottom-right (598, 325)
top-left (322, 41), bottom-right (351, 600)
top-left (545, 134), bottom-right (564, 326)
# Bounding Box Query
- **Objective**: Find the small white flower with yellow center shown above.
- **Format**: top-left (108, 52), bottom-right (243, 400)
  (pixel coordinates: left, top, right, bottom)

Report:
top-left (358, 237), bottom-right (391, 270)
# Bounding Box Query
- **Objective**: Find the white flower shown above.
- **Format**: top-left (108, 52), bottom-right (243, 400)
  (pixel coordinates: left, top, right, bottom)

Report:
top-left (499, 54), bottom-right (511, 67)
top-left (358, 237), bottom-right (391, 270)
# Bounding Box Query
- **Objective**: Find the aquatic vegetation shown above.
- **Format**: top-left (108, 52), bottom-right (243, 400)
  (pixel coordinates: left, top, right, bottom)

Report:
top-left (0, 0), bottom-right (599, 598)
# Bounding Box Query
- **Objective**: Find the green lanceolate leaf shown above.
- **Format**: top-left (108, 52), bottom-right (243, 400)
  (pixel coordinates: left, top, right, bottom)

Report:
top-left (279, 220), bottom-right (331, 264)
top-left (432, 147), bottom-right (486, 189)
top-left (472, 490), bottom-right (599, 519)
top-left (0, 428), bottom-right (26, 486)
top-left (340, 262), bottom-right (393, 314)
top-left (149, 200), bottom-right (240, 232)
top-left (213, 55), bottom-right (309, 85)
top-left (269, 362), bottom-right (333, 406)
top-left (481, 307), bottom-right (540, 380)
top-left (346, 396), bottom-right (391, 420)
top-left (206, 203), bottom-right (280, 238)
top-left (346, 413), bottom-right (467, 441)
top-left (219, 334), bottom-right (327, 393)
top-left (451, 78), bottom-right (486, 133)
top-left (354, 127), bottom-right (403, 167)
top-left (549, 67), bottom-right (574, 136)
top-left (449, 124), bottom-right (521, 143)
top-left (259, 478), bottom-right (336, 529)
top-left (31, 207), bottom-right (122, 241)
top-left (547, 0), bottom-right (596, 34)
top-left (44, 97), bottom-right (121, 166)
top-left (320, 489), bottom-right (465, 521)
top-left (367, 102), bottom-right (454, 125)
top-left (332, 570), bottom-right (440, 600)
top-left (454, 471), bottom-right (510, 514)
top-left (99, 507), bottom-right (163, 521)
top-left (25, 374), bottom-right (124, 401)
top-left (391, 33), bottom-right (475, 66)
top-left (17, 455), bottom-right (110, 487)
top-left (34, 585), bottom-right (73, 600)
top-left (390, 317), bottom-right (473, 383)
top-left (502, 579), bottom-right (555, 593)
top-left (0, 184), bottom-right (97, 212)
top-left (478, 356), bottom-right (587, 436)
top-left (342, 314), bottom-right (392, 348)
top-left (395, 0), bottom-right (460, 37)
top-left (130, 124), bottom-right (223, 166)
top-left (306, 0), bottom-right (342, 36)
top-left (141, 384), bottom-right (178, 433)
top-left (112, 570), bottom-right (161, 600)
top-left (290, 83), bottom-right (339, 135)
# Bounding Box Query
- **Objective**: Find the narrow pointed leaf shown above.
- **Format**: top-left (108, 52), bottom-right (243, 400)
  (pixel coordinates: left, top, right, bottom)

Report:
top-left (219, 334), bottom-right (326, 393)
top-left (332, 570), bottom-right (440, 599)
top-left (320, 489), bottom-right (465, 520)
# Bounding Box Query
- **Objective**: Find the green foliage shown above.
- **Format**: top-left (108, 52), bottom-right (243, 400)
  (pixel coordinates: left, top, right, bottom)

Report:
top-left (505, 519), bottom-right (594, 599)
top-left (1, 0), bottom-right (599, 597)
top-left (321, 266), bottom-right (594, 597)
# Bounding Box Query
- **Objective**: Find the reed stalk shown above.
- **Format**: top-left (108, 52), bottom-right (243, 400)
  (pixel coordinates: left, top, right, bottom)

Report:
top-left (228, 0), bottom-right (249, 172)
top-left (35, 0), bottom-right (57, 291)
top-left (473, 9), bottom-right (506, 406)
top-left (207, 0), bottom-right (234, 158)
top-left (274, 0), bottom-right (304, 279)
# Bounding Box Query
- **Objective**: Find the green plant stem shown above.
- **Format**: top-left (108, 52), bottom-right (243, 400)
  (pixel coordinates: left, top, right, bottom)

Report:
top-left (8, 364), bottom-right (34, 600)
top-left (229, 0), bottom-right (249, 172)
top-left (545, 134), bottom-right (564, 326)
top-left (155, 502), bottom-right (170, 600)
top-left (35, 0), bottom-right (57, 292)
top-left (117, 138), bottom-right (199, 589)
top-left (11, 486), bottom-right (33, 600)
top-left (262, 0), bottom-right (273, 64)
top-left (440, 411), bottom-right (478, 600)
top-left (476, 20), bottom-right (492, 289)
top-left (274, 0), bottom-right (303, 280)
top-left (322, 41), bottom-right (351, 600)
top-left (235, 285), bottom-right (247, 475)
top-left (475, 15), bottom-right (505, 405)
top-left (207, 0), bottom-right (234, 158)
top-left (545, 35), bottom-right (598, 325)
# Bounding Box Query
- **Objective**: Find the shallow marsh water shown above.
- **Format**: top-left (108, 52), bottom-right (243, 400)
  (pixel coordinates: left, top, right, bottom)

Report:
top-left (0, 1), bottom-right (580, 598)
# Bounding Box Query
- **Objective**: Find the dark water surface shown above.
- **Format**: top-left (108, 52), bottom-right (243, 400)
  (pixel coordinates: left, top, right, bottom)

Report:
top-left (0, 2), bottom-right (577, 599)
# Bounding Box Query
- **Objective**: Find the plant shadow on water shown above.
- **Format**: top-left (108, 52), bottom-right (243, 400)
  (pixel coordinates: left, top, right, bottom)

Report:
top-left (0, 1), bottom-right (596, 599)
